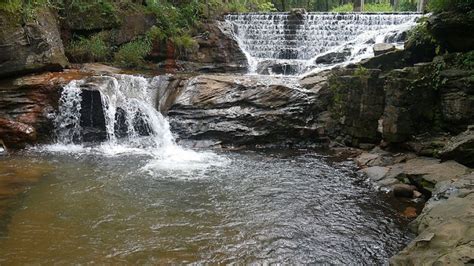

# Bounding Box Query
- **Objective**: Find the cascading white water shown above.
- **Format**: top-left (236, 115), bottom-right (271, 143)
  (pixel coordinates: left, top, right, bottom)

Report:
top-left (55, 80), bottom-right (84, 144)
top-left (53, 74), bottom-right (175, 152)
top-left (224, 12), bottom-right (422, 75)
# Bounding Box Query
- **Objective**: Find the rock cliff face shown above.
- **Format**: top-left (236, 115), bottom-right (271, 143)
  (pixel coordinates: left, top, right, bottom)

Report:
top-left (0, 70), bottom-right (92, 148)
top-left (0, 8), bottom-right (68, 78)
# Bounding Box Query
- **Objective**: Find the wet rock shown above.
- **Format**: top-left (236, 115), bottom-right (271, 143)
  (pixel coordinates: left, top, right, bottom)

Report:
top-left (315, 50), bottom-right (351, 64)
top-left (392, 184), bottom-right (417, 198)
top-left (0, 8), bottom-right (68, 78)
top-left (402, 206), bottom-right (418, 218)
top-left (373, 43), bottom-right (395, 56)
top-left (167, 74), bottom-right (329, 145)
top-left (390, 171), bottom-right (474, 265)
top-left (0, 70), bottom-right (89, 147)
top-left (0, 118), bottom-right (37, 148)
top-left (360, 166), bottom-right (389, 181)
top-left (387, 157), bottom-right (470, 185)
top-left (439, 128), bottom-right (474, 167)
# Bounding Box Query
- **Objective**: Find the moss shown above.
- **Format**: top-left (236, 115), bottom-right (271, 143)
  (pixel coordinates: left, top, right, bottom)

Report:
top-left (354, 66), bottom-right (369, 77)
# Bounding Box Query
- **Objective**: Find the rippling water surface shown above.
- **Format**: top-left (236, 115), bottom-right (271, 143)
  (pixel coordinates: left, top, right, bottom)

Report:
top-left (0, 148), bottom-right (413, 264)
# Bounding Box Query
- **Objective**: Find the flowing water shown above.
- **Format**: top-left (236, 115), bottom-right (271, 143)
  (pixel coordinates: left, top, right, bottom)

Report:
top-left (0, 12), bottom-right (422, 263)
top-left (0, 149), bottom-right (413, 264)
top-left (224, 12), bottom-right (421, 75)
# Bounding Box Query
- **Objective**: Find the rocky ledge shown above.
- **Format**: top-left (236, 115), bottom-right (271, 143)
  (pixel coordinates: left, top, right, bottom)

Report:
top-left (352, 147), bottom-right (474, 264)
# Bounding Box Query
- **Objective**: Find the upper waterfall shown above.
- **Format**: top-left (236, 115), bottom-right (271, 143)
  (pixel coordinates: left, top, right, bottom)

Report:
top-left (224, 12), bottom-right (422, 75)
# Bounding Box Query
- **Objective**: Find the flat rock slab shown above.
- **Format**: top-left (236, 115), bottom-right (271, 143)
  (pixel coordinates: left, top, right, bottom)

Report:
top-left (387, 157), bottom-right (470, 184)
top-left (359, 166), bottom-right (389, 181)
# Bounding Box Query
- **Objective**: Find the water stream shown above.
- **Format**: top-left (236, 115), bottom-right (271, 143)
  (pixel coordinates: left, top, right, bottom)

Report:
top-left (224, 12), bottom-right (421, 75)
top-left (0, 12), bottom-right (423, 263)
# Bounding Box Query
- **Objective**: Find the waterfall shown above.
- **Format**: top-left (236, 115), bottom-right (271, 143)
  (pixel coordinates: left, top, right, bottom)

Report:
top-left (224, 12), bottom-right (422, 75)
top-left (54, 74), bottom-right (175, 151)
top-left (55, 80), bottom-right (84, 144)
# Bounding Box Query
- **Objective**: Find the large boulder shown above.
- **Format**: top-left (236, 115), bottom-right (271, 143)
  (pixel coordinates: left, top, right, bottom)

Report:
top-left (439, 127), bottom-right (474, 167)
top-left (167, 74), bottom-right (330, 146)
top-left (179, 22), bottom-right (247, 73)
top-left (428, 11), bottom-right (474, 53)
top-left (0, 8), bottom-right (68, 78)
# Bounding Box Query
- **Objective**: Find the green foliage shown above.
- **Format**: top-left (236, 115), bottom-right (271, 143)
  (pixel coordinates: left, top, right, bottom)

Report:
top-left (0, 0), bottom-right (22, 13)
top-left (396, 0), bottom-right (417, 11)
top-left (364, 2), bottom-right (393, 12)
top-left (67, 33), bottom-right (111, 62)
top-left (114, 38), bottom-right (152, 68)
top-left (407, 18), bottom-right (439, 49)
top-left (331, 3), bottom-right (353, 12)
top-left (331, 1), bottom-right (394, 12)
top-left (428, 0), bottom-right (473, 12)
top-left (354, 65), bottom-right (369, 76)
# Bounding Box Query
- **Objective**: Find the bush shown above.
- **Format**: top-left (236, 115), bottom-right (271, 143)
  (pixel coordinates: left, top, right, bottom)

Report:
top-left (331, 3), bottom-right (353, 12)
top-left (364, 2), bottom-right (393, 12)
top-left (114, 38), bottom-right (152, 68)
top-left (0, 0), bottom-right (22, 13)
top-left (428, 0), bottom-right (473, 12)
top-left (397, 0), bottom-right (417, 11)
top-left (66, 33), bottom-right (111, 63)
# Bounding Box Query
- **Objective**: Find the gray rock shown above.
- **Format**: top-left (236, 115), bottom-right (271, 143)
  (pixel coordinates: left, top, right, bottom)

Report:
top-left (360, 166), bottom-right (389, 181)
top-left (373, 43), bottom-right (395, 56)
top-left (439, 128), bottom-right (474, 167)
top-left (0, 8), bottom-right (68, 78)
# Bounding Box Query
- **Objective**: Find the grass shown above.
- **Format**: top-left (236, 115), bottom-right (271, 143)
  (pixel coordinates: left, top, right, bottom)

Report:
top-left (66, 33), bottom-right (111, 63)
top-left (114, 38), bottom-right (152, 68)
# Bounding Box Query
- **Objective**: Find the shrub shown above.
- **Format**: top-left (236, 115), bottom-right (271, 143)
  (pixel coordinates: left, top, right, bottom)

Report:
top-left (428, 0), bottom-right (473, 12)
top-left (364, 2), bottom-right (393, 12)
top-left (397, 0), bottom-right (417, 11)
top-left (331, 3), bottom-right (353, 12)
top-left (114, 38), bottom-right (152, 68)
top-left (67, 33), bottom-right (111, 62)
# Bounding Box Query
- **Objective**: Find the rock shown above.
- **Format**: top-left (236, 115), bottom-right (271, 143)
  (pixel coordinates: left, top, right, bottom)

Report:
top-left (402, 206), bottom-right (418, 218)
top-left (315, 50), bottom-right (351, 64)
top-left (413, 190), bottom-right (423, 198)
top-left (0, 139), bottom-right (7, 156)
top-left (360, 166), bottom-right (389, 181)
top-left (387, 157), bottom-right (470, 185)
top-left (438, 68), bottom-right (474, 133)
top-left (328, 68), bottom-right (385, 145)
top-left (428, 11), bottom-right (474, 52)
top-left (373, 43), bottom-right (395, 56)
top-left (113, 12), bottom-right (156, 45)
top-left (0, 118), bottom-right (36, 148)
top-left (359, 50), bottom-right (409, 72)
top-left (256, 60), bottom-right (302, 75)
top-left (0, 70), bottom-right (88, 147)
top-left (392, 184), bottom-right (417, 198)
top-left (167, 73), bottom-right (330, 146)
top-left (382, 65), bottom-right (438, 143)
top-left (0, 8), bottom-right (68, 78)
top-left (176, 22), bottom-right (247, 73)
top-left (390, 172), bottom-right (474, 265)
top-left (439, 128), bottom-right (474, 167)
